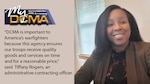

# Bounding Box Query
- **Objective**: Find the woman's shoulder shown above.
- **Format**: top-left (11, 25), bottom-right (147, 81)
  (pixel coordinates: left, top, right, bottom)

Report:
top-left (131, 41), bottom-right (150, 46)
top-left (130, 41), bottom-right (150, 50)
top-left (90, 49), bottom-right (105, 60)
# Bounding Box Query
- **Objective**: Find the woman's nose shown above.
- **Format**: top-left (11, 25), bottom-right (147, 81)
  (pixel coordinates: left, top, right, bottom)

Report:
top-left (114, 23), bottom-right (122, 31)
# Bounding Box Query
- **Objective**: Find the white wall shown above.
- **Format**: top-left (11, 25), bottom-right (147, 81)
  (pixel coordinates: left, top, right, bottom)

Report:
top-left (105, 0), bottom-right (150, 42)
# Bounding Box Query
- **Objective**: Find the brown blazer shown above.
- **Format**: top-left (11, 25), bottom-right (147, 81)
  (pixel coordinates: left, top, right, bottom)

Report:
top-left (75, 41), bottom-right (150, 84)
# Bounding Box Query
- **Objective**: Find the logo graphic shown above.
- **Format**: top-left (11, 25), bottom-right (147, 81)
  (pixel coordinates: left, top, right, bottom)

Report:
top-left (5, 5), bottom-right (55, 25)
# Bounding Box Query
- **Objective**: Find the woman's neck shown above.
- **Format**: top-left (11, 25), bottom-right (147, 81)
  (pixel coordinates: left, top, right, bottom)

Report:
top-left (112, 41), bottom-right (129, 53)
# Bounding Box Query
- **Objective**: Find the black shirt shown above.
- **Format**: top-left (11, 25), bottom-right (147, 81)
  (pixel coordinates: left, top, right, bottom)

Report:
top-left (105, 51), bottom-right (127, 84)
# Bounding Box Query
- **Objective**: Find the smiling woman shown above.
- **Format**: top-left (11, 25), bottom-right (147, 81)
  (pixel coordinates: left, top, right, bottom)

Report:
top-left (106, 9), bottom-right (131, 52)
top-left (75, 5), bottom-right (150, 84)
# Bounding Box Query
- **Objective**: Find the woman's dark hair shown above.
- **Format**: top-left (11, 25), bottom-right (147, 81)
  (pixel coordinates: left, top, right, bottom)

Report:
top-left (94, 5), bottom-right (143, 53)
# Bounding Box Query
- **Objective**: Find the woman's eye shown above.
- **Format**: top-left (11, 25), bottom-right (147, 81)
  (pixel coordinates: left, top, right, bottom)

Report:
top-left (120, 21), bottom-right (126, 24)
top-left (107, 23), bottom-right (114, 27)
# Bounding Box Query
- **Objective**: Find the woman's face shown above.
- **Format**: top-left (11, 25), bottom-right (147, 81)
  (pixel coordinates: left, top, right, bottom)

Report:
top-left (107, 9), bottom-right (131, 47)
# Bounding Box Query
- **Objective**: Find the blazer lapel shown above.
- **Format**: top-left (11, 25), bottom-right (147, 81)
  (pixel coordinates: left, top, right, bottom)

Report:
top-left (95, 49), bottom-right (112, 84)
top-left (100, 49), bottom-right (112, 84)
top-left (126, 42), bottom-right (138, 84)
